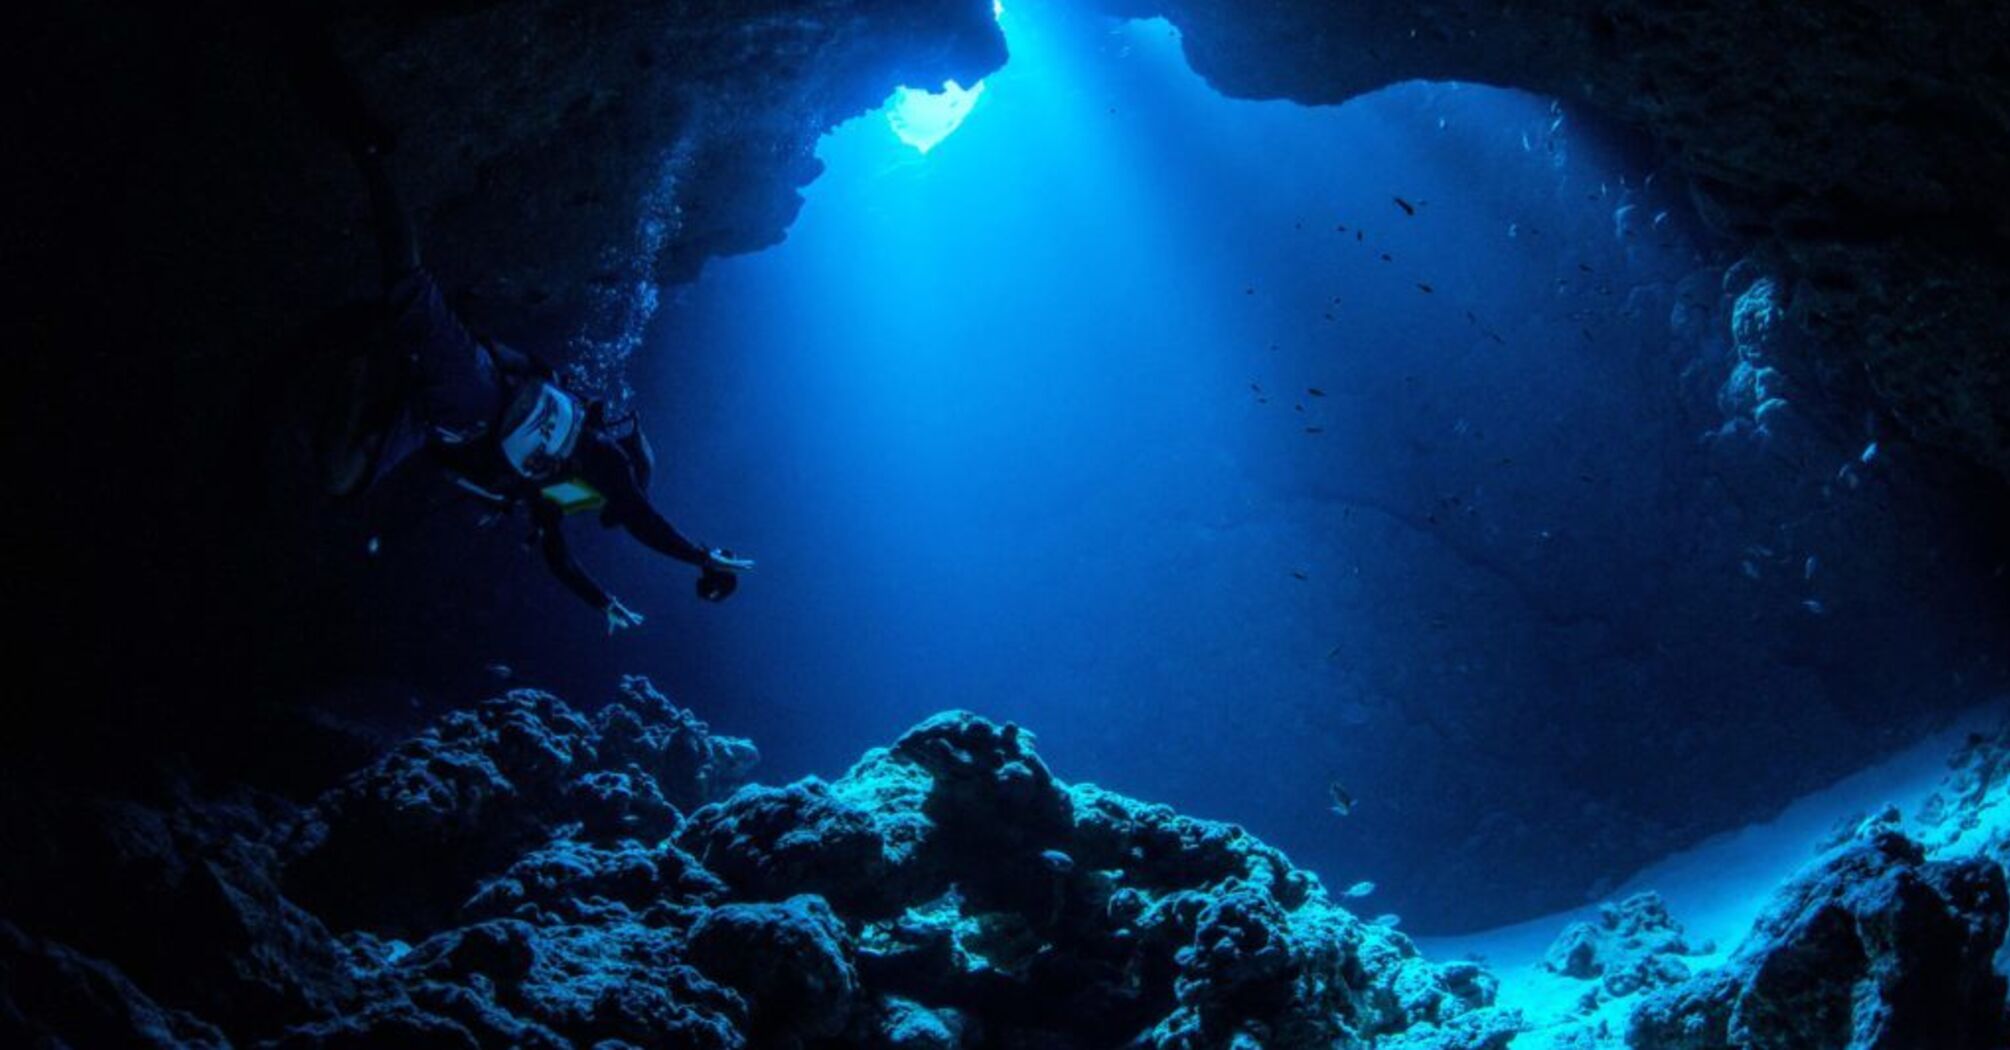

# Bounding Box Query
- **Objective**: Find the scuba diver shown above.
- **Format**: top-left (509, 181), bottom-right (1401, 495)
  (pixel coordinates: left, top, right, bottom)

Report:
top-left (317, 116), bottom-right (752, 633)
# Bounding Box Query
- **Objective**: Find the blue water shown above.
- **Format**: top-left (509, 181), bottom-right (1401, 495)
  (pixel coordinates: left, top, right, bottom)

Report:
top-left (506, 1), bottom-right (2008, 931)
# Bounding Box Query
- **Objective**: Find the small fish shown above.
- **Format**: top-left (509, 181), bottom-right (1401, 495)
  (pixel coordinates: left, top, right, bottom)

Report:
top-left (1393, 196), bottom-right (1417, 216)
top-left (1741, 560), bottom-right (1761, 580)
top-left (1802, 599), bottom-right (1828, 615)
top-left (1578, 262), bottom-right (1595, 273)
top-left (1294, 403), bottom-right (1305, 413)
top-left (1417, 283), bottom-right (1434, 294)
top-left (1357, 231), bottom-right (1366, 242)
top-left (1520, 132), bottom-right (1532, 152)
top-left (485, 663), bottom-right (514, 681)
top-left (1804, 556), bottom-right (1819, 580)
top-left (1860, 441), bottom-right (1880, 465)
top-left (1291, 570), bottom-right (1309, 581)
top-left (1326, 644), bottom-right (1344, 660)
top-left (1329, 783), bottom-right (1355, 816)
top-left (1244, 286), bottom-right (1256, 295)
top-left (1371, 914), bottom-right (1403, 929)
top-left (1256, 397), bottom-right (1269, 404)
top-left (1507, 223), bottom-right (1520, 239)
top-left (1307, 387), bottom-right (1327, 397)
top-left (1250, 382), bottom-right (1263, 392)
top-left (1344, 881), bottom-right (1377, 899)
top-left (1039, 849), bottom-right (1076, 874)
top-left (1305, 426), bottom-right (1325, 434)
top-left (1336, 223), bottom-right (1349, 232)
top-left (365, 536), bottom-right (382, 556)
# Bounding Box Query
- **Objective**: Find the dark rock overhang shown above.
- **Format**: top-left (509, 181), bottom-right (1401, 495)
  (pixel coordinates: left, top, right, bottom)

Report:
top-left (1095, 0), bottom-right (2010, 484)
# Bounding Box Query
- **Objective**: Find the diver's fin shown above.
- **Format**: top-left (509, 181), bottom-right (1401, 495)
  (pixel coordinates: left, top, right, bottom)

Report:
top-left (307, 306), bottom-right (413, 498)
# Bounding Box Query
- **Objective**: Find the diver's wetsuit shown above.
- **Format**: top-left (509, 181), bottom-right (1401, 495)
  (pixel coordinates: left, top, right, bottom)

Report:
top-left (386, 267), bottom-right (507, 442)
top-left (353, 145), bottom-right (719, 613)
top-left (352, 142), bottom-right (514, 483)
top-left (528, 431), bottom-right (711, 612)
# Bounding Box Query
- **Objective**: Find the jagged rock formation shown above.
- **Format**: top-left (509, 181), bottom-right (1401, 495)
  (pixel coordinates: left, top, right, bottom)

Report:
top-left (8, 687), bottom-right (2010, 1047)
top-left (1540, 893), bottom-right (1707, 1003)
top-left (1493, 721), bottom-right (2010, 1050)
top-left (1628, 829), bottom-right (2009, 1049)
top-left (14, 0), bottom-right (1010, 748)
top-left (1, 681), bottom-right (1516, 1048)
top-left (1093, 0), bottom-right (2010, 484)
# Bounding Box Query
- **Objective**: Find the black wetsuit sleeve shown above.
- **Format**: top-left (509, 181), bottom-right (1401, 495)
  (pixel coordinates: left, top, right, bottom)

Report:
top-left (534, 501), bottom-right (611, 611)
top-left (577, 435), bottom-right (709, 567)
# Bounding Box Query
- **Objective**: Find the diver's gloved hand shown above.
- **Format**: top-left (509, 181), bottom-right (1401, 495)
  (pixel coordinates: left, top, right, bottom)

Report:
top-left (706, 548), bottom-right (756, 573)
top-left (603, 598), bottom-right (646, 634)
top-left (697, 548), bottom-right (752, 603)
top-left (697, 568), bottom-right (739, 603)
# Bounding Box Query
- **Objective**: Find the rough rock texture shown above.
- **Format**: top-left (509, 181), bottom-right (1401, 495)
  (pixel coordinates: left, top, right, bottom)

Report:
top-left (12, 0), bottom-right (1009, 760)
top-left (18, 0), bottom-right (2010, 947)
top-left (0, 689), bottom-right (1521, 1048)
top-left (1611, 723), bottom-right (2010, 1050)
top-left (1477, 719), bottom-right (2010, 1049)
top-left (1094, 0), bottom-right (2010, 483)
top-left (1541, 893), bottom-right (1706, 1002)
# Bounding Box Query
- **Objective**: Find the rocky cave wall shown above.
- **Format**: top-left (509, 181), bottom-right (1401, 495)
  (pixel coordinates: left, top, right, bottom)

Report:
top-left (12, 0), bottom-right (2010, 968)
top-left (17, 0), bottom-right (2003, 716)
top-left (4, 681), bottom-right (2006, 1048)
top-left (12, 0), bottom-right (1006, 750)
top-left (1094, 0), bottom-right (2010, 484)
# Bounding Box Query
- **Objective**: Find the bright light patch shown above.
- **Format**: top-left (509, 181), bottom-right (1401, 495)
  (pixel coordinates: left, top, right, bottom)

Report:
top-left (887, 80), bottom-right (986, 153)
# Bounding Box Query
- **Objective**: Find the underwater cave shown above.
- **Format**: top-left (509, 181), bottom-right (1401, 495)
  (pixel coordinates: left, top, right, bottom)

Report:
top-left (9, 0), bottom-right (2010, 1047)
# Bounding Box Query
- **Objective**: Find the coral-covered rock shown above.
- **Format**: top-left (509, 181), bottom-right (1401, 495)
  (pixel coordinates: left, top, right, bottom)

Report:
top-left (597, 677), bottom-right (762, 812)
top-left (0, 922), bottom-right (229, 1050)
top-left (285, 682), bottom-right (753, 933)
top-left (1627, 830), bottom-right (2010, 1050)
top-left (0, 783), bottom-right (352, 1035)
top-left (688, 896), bottom-right (860, 1045)
top-left (680, 778), bottom-right (910, 916)
top-left (76, 700), bottom-right (2010, 1049)
top-left (1543, 892), bottom-right (1705, 999)
top-left (464, 836), bottom-right (726, 923)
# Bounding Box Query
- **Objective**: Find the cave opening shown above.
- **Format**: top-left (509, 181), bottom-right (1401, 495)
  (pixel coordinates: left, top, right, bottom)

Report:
top-left (465, 2), bottom-right (2010, 936)
top-left (10, 0), bottom-right (2010, 1043)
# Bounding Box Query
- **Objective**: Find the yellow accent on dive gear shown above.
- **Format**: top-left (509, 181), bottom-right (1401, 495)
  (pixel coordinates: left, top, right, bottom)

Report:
top-left (540, 478), bottom-right (606, 515)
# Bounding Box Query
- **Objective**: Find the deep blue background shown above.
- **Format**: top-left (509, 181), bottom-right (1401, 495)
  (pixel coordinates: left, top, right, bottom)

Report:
top-left (385, 3), bottom-right (2009, 932)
